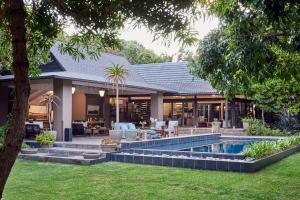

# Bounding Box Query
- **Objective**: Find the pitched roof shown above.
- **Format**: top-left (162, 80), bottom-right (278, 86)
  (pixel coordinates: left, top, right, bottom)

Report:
top-left (132, 62), bottom-right (216, 94)
top-left (0, 45), bottom-right (217, 94)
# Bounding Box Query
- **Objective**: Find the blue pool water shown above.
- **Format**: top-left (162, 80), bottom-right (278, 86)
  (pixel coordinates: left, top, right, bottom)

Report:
top-left (180, 140), bottom-right (253, 154)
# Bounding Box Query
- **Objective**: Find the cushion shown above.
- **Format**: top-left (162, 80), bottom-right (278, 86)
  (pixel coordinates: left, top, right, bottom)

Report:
top-left (127, 123), bottom-right (136, 130)
top-left (168, 121), bottom-right (178, 128)
top-left (120, 124), bottom-right (129, 130)
top-left (155, 121), bottom-right (166, 129)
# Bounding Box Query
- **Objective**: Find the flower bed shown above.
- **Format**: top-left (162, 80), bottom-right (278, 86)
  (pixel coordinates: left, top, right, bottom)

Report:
top-left (244, 135), bottom-right (300, 159)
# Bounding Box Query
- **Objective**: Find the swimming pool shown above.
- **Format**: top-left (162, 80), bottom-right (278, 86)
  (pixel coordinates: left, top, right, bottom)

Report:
top-left (179, 140), bottom-right (254, 154)
top-left (111, 134), bottom-right (283, 172)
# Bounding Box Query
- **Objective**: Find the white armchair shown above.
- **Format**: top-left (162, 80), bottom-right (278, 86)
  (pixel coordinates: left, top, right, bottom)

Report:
top-left (165, 120), bottom-right (179, 136)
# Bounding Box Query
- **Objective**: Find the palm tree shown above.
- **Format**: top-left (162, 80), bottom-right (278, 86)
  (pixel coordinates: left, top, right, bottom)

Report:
top-left (105, 64), bottom-right (128, 124)
top-left (40, 92), bottom-right (61, 131)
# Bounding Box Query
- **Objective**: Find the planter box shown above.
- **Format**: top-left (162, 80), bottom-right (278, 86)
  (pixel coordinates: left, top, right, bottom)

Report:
top-left (21, 148), bottom-right (38, 154)
top-left (40, 144), bottom-right (53, 148)
top-left (101, 144), bottom-right (118, 152)
top-left (245, 144), bottom-right (300, 172)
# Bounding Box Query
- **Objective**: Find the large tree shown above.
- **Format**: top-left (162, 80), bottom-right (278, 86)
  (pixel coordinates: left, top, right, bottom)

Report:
top-left (111, 40), bottom-right (171, 64)
top-left (190, 1), bottom-right (300, 119)
top-left (0, 0), bottom-right (201, 197)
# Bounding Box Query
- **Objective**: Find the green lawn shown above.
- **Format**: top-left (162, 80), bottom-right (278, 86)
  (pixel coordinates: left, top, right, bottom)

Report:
top-left (4, 153), bottom-right (300, 200)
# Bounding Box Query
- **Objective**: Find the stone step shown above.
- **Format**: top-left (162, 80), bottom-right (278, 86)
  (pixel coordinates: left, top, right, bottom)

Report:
top-left (38, 147), bottom-right (102, 155)
top-left (53, 142), bottom-right (101, 150)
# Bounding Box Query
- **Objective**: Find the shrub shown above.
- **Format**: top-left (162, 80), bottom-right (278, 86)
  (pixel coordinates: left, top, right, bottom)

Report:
top-left (242, 117), bottom-right (254, 123)
top-left (36, 132), bottom-right (55, 145)
top-left (244, 134), bottom-right (300, 159)
top-left (22, 143), bottom-right (29, 149)
top-left (0, 121), bottom-right (10, 149)
top-left (245, 118), bottom-right (286, 136)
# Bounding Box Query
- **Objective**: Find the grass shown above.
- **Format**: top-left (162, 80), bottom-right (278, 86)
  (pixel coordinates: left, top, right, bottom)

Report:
top-left (4, 153), bottom-right (300, 200)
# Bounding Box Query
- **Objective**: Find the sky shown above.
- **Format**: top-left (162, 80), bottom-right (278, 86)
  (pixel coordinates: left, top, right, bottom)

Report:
top-left (119, 17), bottom-right (219, 56)
top-left (65, 17), bottom-right (219, 57)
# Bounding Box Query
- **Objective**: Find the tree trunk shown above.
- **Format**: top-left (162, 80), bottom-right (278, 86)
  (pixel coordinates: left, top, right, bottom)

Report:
top-left (0, 0), bottom-right (30, 197)
top-left (261, 109), bottom-right (265, 124)
top-left (224, 99), bottom-right (229, 128)
top-left (116, 83), bottom-right (119, 123)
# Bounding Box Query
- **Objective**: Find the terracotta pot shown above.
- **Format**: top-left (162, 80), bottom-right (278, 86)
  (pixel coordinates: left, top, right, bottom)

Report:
top-left (101, 144), bottom-right (118, 152)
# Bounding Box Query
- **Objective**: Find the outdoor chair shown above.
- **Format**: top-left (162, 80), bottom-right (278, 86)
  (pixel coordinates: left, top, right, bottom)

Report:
top-left (165, 120), bottom-right (179, 137)
top-left (155, 121), bottom-right (166, 130)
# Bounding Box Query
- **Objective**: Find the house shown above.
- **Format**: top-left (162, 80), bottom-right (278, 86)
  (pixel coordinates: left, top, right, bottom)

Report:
top-left (0, 44), bottom-right (253, 141)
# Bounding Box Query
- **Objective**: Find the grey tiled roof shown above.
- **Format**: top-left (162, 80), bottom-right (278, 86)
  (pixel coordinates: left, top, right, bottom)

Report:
top-left (132, 62), bottom-right (216, 94)
top-left (0, 44), bottom-right (216, 94)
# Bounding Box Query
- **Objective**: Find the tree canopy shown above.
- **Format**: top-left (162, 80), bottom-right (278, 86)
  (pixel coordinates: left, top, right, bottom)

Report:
top-left (108, 40), bottom-right (171, 64)
top-left (190, 0), bottom-right (300, 111)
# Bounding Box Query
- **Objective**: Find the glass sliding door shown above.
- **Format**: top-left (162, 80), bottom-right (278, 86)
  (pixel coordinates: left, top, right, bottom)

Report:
top-left (183, 102), bottom-right (194, 126)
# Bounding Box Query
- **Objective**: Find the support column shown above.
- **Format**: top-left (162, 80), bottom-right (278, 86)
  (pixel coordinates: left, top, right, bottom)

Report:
top-left (193, 99), bottom-right (198, 127)
top-left (208, 104), bottom-right (211, 122)
top-left (0, 85), bottom-right (9, 125)
top-left (103, 90), bottom-right (110, 128)
top-left (53, 79), bottom-right (72, 141)
top-left (220, 102), bottom-right (224, 120)
top-left (231, 100), bottom-right (236, 128)
top-left (150, 93), bottom-right (163, 121)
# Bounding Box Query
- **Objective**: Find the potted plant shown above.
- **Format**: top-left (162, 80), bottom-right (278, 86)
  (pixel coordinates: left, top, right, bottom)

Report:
top-left (139, 120), bottom-right (147, 129)
top-left (36, 132), bottom-right (55, 148)
top-left (40, 92), bottom-right (61, 140)
top-left (100, 139), bottom-right (119, 152)
top-left (20, 143), bottom-right (38, 154)
top-left (136, 128), bottom-right (145, 140)
top-left (242, 117), bottom-right (253, 130)
top-left (104, 64), bottom-right (128, 124)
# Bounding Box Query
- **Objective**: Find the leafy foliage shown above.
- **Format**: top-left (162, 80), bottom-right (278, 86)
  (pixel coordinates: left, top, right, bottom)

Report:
top-left (0, 0), bottom-right (201, 77)
top-left (108, 40), bottom-right (171, 64)
top-left (21, 143), bottom-right (29, 149)
top-left (190, 1), bottom-right (300, 104)
top-left (244, 135), bottom-right (300, 159)
top-left (253, 79), bottom-right (300, 114)
top-left (189, 30), bottom-right (242, 99)
top-left (36, 132), bottom-right (55, 145)
top-left (0, 121), bottom-right (10, 149)
top-left (105, 64), bottom-right (128, 86)
top-left (245, 118), bottom-right (285, 136)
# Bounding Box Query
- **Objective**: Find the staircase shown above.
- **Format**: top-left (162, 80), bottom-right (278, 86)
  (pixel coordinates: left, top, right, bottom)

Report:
top-left (20, 141), bottom-right (109, 165)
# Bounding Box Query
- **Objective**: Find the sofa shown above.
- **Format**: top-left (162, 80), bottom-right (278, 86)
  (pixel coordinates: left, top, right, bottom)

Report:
top-left (72, 123), bottom-right (85, 136)
top-left (110, 123), bottom-right (137, 141)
